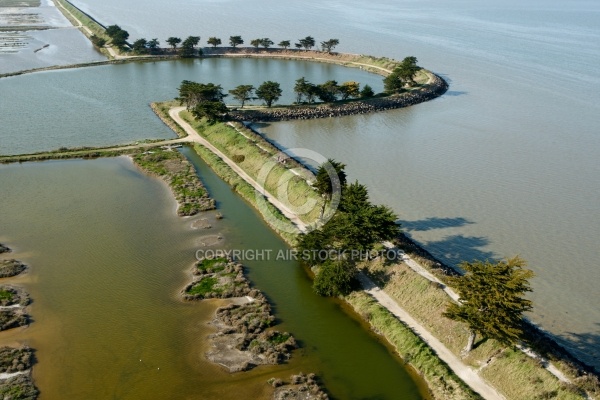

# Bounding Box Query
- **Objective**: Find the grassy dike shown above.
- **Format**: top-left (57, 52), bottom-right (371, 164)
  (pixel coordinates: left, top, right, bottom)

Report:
top-left (360, 258), bottom-right (590, 399)
top-left (346, 291), bottom-right (481, 400)
top-left (179, 111), bottom-right (323, 225)
top-left (53, 0), bottom-right (112, 58)
top-left (152, 104), bottom-right (484, 398)
top-left (161, 105), bottom-right (598, 399)
top-left (191, 143), bottom-right (298, 245)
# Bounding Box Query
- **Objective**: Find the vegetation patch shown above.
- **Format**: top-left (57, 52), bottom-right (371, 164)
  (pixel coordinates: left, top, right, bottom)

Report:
top-left (0, 309), bottom-right (27, 331)
top-left (0, 243), bottom-right (10, 254)
top-left (0, 346), bottom-right (34, 373)
top-left (0, 259), bottom-right (26, 278)
top-left (132, 148), bottom-right (215, 216)
top-left (0, 286), bottom-right (29, 307)
top-left (183, 258), bottom-right (250, 300)
top-left (183, 257), bottom-right (297, 372)
top-left (0, 346), bottom-right (38, 400)
top-left (269, 372), bottom-right (329, 400)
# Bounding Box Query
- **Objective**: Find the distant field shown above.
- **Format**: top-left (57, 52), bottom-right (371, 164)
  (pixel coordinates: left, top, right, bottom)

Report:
top-left (0, 0), bottom-right (41, 7)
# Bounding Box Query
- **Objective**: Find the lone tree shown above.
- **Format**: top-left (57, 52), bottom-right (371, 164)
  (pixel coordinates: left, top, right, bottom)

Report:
top-left (314, 158), bottom-right (346, 218)
top-left (255, 81), bottom-right (282, 107)
top-left (250, 38), bottom-right (261, 49)
top-left (443, 257), bottom-right (534, 354)
top-left (296, 36), bottom-right (315, 50)
top-left (105, 25), bottom-right (129, 49)
top-left (228, 84), bottom-right (254, 108)
top-left (132, 38), bottom-right (148, 53)
top-left (338, 81), bottom-right (360, 100)
top-left (166, 37), bottom-right (181, 51)
top-left (320, 38), bottom-right (339, 53)
top-left (207, 37), bottom-right (222, 48)
top-left (260, 38), bottom-right (274, 49)
top-left (360, 84), bottom-right (374, 98)
top-left (177, 80), bottom-right (227, 110)
top-left (317, 80), bottom-right (339, 102)
top-left (180, 36), bottom-right (201, 57)
top-left (147, 38), bottom-right (160, 54)
top-left (278, 40), bottom-right (291, 50)
top-left (229, 35), bottom-right (243, 47)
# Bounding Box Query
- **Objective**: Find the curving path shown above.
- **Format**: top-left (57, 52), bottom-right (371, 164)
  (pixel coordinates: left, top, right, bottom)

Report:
top-left (168, 107), bottom-right (308, 233)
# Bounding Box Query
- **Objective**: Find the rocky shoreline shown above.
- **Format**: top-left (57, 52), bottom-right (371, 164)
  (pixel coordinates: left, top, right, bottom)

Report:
top-left (229, 73), bottom-right (447, 122)
top-left (183, 257), bottom-right (297, 372)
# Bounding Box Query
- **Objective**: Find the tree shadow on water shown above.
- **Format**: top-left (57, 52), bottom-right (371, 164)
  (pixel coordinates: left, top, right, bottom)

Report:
top-left (421, 234), bottom-right (498, 268)
top-left (397, 216), bottom-right (474, 233)
top-left (559, 325), bottom-right (600, 373)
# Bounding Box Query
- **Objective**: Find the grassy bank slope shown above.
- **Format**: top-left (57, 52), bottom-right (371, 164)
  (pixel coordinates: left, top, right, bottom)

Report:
top-left (360, 257), bottom-right (589, 399)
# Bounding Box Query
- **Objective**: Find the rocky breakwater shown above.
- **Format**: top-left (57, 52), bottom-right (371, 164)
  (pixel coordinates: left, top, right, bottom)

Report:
top-left (183, 257), bottom-right (297, 372)
top-left (229, 73), bottom-right (448, 122)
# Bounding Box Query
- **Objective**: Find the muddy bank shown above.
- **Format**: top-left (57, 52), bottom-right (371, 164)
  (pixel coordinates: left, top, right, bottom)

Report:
top-left (183, 258), bottom-right (297, 372)
top-left (269, 373), bottom-right (329, 400)
top-left (132, 149), bottom-right (215, 216)
top-left (229, 74), bottom-right (447, 122)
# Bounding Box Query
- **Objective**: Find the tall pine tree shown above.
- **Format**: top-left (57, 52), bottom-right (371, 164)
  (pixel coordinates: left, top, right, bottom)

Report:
top-left (444, 256), bottom-right (534, 354)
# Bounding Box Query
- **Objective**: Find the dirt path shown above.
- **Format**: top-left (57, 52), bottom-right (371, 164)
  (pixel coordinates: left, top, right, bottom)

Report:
top-left (167, 108), bottom-right (507, 399)
top-left (169, 107), bottom-right (308, 233)
top-left (357, 272), bottom-right (506, 400)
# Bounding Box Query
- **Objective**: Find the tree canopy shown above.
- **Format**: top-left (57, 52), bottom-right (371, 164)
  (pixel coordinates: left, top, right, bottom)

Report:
top-left (255, 81), bottom-right (282, 107)
top-left (228, 85), bottom-right (255, 108)
top-left (297, 161), bottom-right (400, 297)
top-left (260, 38), bottom-right (274, 49)
top-left (180, 36), bottom-right (201, 57)
top-left (250, 39), bottom-right (261, 49)
top-left (166, 37), bottom-right (181, 50)
top-left (105, 25), bottom-right (129, 49)
top-left (296, 36), bottom-right (315, 50)
top-left (278, 40), bottom-right (291, 49)
top-left (321, 39), bottom-right (339, 53)
top-left (384, 56), bottom-right (421, 92)
top-left (192, 101), bottom-right (229, 124)
top-left (338, 81), bottom-right (360, 100)
top-left (229, 35), bottom-right (243, 47)
top-left (132, 38), bottom-right (148, 53)
top-left (314, 159), bottom-right (346, 202)
top-left (360, 84), bottom-right (374, 98)
top-left (313, 259), bottom-right (356, 296)
top-left (443, 257), bottom-right (534, 353)
top-left (207, 37), bottom-right (222, 48)
top-left (177, 80), bottom-right (227, 109)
